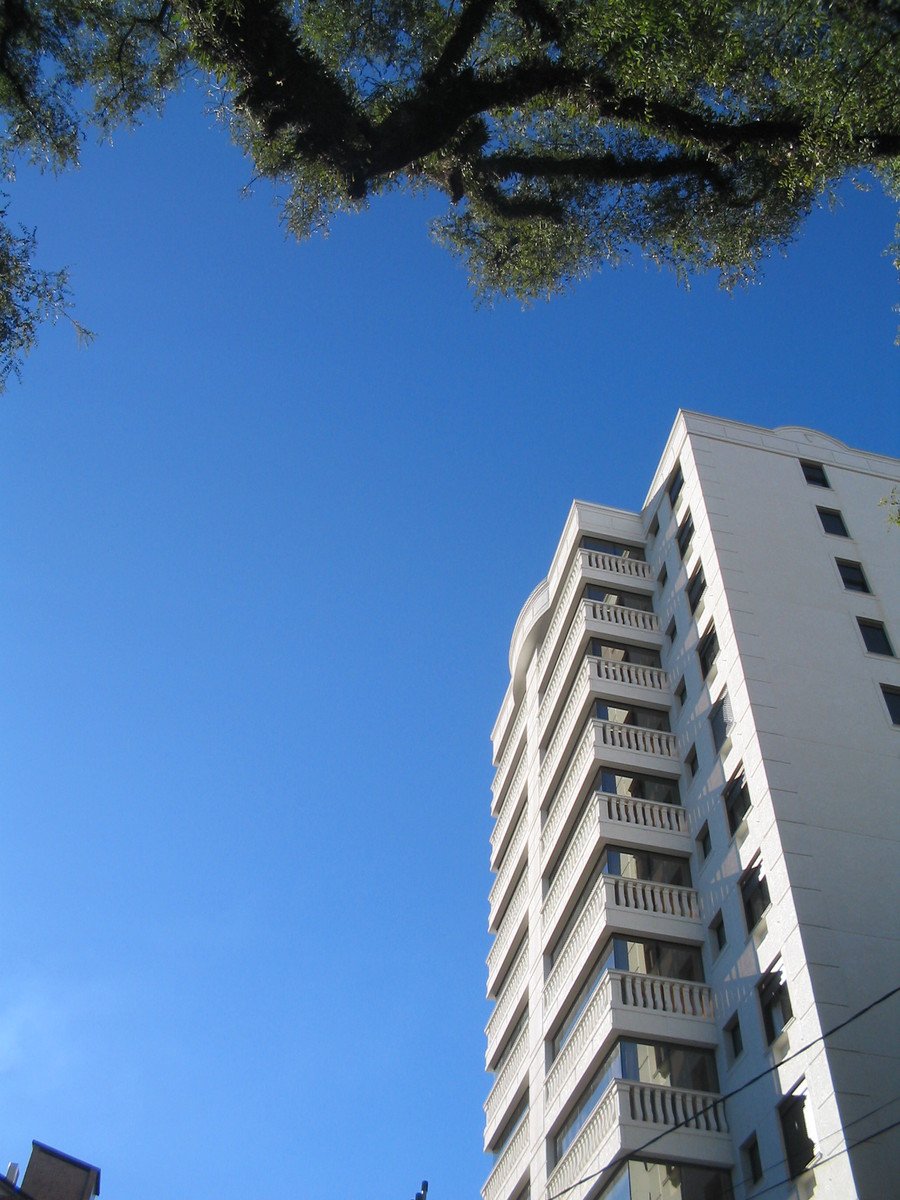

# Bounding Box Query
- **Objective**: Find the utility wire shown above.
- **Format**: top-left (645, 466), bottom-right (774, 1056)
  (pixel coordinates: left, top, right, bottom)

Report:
top-left (546, 983), bottom-right (900, 1200)
top-left (742, 1117), bottom-right (900, 1200)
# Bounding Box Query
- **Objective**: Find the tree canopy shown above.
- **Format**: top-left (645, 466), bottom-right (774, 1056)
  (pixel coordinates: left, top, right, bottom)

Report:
top-left (1, 0), bottom-right (899, 385)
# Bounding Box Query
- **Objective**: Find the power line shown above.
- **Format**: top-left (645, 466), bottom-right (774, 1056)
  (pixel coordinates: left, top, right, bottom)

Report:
top-left (743, 1117), bottom-right (900, 1200)
top-left (547, 982), bottom-right (900, 1200)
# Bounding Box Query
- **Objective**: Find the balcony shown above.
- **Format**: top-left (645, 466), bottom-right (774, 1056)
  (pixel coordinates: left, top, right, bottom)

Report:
top-left (490, 752), bottom-right (528, 870)
top-left (543, 876), bottom-right (702, 1025)
top-left (492, 702), bottom-right (527, 813)
top-left (541, 713), bottom-right (677, 809)
top-left (487, 871), bottom-right (529, 997)
top-left (546, 1079), bottom-right (731, 1200)
top-left (541, 793), bottom-right (690, 936)
top-left (485, 940), bottom-right (529, 1067)
top-left (481, 1114), bottom-right (529, 1200)
top-left (489, 810), bottom-right (529, 931)
top-left (537, 550), bottom-right (655, 688)
top-left (539, 600), bottom-right (663, 737)
top-left (545, 971), bottom-right (716, 1117)
top-left (483, 1020), bottom-right (530, 1148)
top-left (540, 664), bottom-right (671, 800)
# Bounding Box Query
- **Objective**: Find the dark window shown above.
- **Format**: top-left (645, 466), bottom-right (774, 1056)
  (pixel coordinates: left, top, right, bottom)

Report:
top-left (588, 638), bottom-right (661, 668)
top-left (685, 744), bottom-right (698, 778)
top-left (710, 693), bottom-right (732, 753)
top-left (600, 846), bottom-right (692, 888)
top-left (687, 565), bottom-right (706, 613)
top-left (584, 584), bottom-right (654, 611)
top-left (676, 513), bottom-right (695, 558)
top-left (759, 968), bottom-right (793, 1043)
top-left (648, 514), bottom-right (660, 538)
top-left (725, 1013), bottom-right (743, 1061)
top-left (882, 685), bottom-right (900, 725)
top-left (837, 559), bottom-right (870, 593)
top-left (593, 700), bottom-right (670, 732)
top-left (658, 563), bottom-right (668, 589)
top-left (696, 822), bottom-right (711, 860)
top-left (817, 507), bottom-right (849, 537)
top-left (698, 626), bottom-right (719, 679)
top-left (724, 769), bottom-right (751, 835)
top-left (743, 1134), bottom-right (763, 1184)
top-left (741, 862), bottom-right (770, 933)
top-left (675, 677), bottom-right (687, 707)
top-left (579, 535), bottom-right (645, 561)
top-left (709, 911), bottom-right (726, 954)
top-left (592, 768), bottom-right (680, 806)
top-left (666, 615), bottom-right (678, 641)
top-left (801, 460), bottom-right (829, 487)
top-left (779, 1092), bottom-right (816, 1178)
top-left (858, 619), bottom-right (894, 656)
top-left (668, 465), bottom-right (684, 506)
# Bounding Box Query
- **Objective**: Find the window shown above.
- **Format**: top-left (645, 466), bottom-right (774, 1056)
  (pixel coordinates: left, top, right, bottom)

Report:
top-left (658, 562), bottom-right (668, 589)
top-left (593, 700), bottom-right (670, 732)
top-left (709, 911), bottom-right (726, 954)
top-left (837, 559), bottom-right (870, 593)
top-left (675, 677), bottom-right (687, 707)
top-left (725, 1012), bottom-right (743, 1061)
top-left (666, 615), bottom-right (678, 642)
top-left (858, 619), bottom-right (894, 656)
top-left (709, 693), bottom-right (733, 754)
top-left (759, 967), bottom-right (793, 1043)
top-left (580, 535), bottom-right (645, 561)
top-left (584, 584), bottom-right (654, 611)
top-left (779, 1091), bottom-right (816, 1178)
top-left (667, 465), bottom-right (684, 506)
top-left (696, 822), bottom-right (711, 860)
top-left (685, 744), bottom-right (698, 778)
top-left (648, 514), bottom-right (660, 538)
top-left (742, 1134), bottom-right (763, 1185)
top-left (740, 860), bottom-right (770, 933)
top-left (817, 507), bottom-right (849, 537)
top-left (687, 564), bottom-right (706, 613)
top-left (800, 460), bottom-right (829, 487)
top-left (490, 1094), bottom-right (528, 1160)
top-left (697, 625), bottom-right (719, 679)
top-left (592, 768), bottom-right (680, 806)
top-left (589, 638), bottom-right (661, 668)
top-left (881, 685), bottom-right (900, 725)
top-left (676, 512), bottom-right (694, 559)
top-left (724, 769), bottom-right (751, 835)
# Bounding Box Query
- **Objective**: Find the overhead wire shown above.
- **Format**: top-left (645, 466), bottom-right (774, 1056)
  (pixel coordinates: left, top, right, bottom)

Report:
top-left (546, 982), bottom-right (900, 1200)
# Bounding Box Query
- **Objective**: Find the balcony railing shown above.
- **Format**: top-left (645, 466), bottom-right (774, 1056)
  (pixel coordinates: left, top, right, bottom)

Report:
top-left (543, 875), bottom-right (700, 1014)
top-left (545, 971), bottom-right (715, 1108)
top-left (537, 550), bottom-right (654, 684)
top-left (539, 722), bottom-right (597, 861)
top-left (492, 702), bottom-right (527, 808)
top-left (485, 940), bottom-right (529, 1060)
top-left (546, 1079), bottom-right (728, 1200)
top-left (484, 1020), bottom-right (529, 1134)
top-left (490, 753), bottom-right (527, 868)
top-left (489, 810), bottom-right (528, 928)
top-left (481, 1114), bottom-right (529, 1200)
top-left (541, 709), bottom-right (675, 801)
top-left (486, 871), bottom-right (529, 992)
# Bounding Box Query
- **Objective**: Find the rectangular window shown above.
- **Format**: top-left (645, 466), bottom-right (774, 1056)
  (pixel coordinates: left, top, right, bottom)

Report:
top-left (696, 822), bottom-right (710, 860)
top-left (725, 1012), bottom-right (743, 1061)
top-left (666, 615), bottom-right (677, 642)
top-left (779, 1092), bottom-right (816, 1178)
top-left (741, 861), bottom-right (770, 933)
top-left (675, 677), bottom-right (687, 707)
top-left (697, 626), bottom-right (719, 679)
top-left (801, 460), bottom-right (829, 487)
top-left (817, 507), bottom-right (849, 536)
top-left (584, 584), bottom-right (654, 611)
top-left (676, 512), bottom-right (695, 559)
top-left (685, 744), bottom-right (698, 778)
top-left (858, 619), bottom-right (894, 656)
top-left (837, 559), bottom-right (870, 593)
top-left (709, 692), bottom-right (732, 754)
top-left (648, 514), bottom-right (660, 538)
top-left (881, 685), bottom-right (900, 725)
top-left (687, 564), bottom-right (706, 613)
top-left (579, 535), bottom-right (646, 561)
top-left (658, 562), bottom-right (668, 589)
top-left (667, 465), bottom-right (684, 506)
top-left (742, 1134), bottom-right (763, 1184)
top-left (723, 769), bottom-right (751, 835)
top-left (759, 967), bottom-right (793, 1043)
top-left (592, 768), bottom-right (680, 806)
top-left (588, 638), bottom-right (661, 668)
top-left (709, 911), bottom-right (726, 954)
top-left (593, 700), bottom-right (670, 732)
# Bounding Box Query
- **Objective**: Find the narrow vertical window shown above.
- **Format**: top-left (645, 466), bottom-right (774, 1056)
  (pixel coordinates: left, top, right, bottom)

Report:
top-left (817, 507), bottom-right (849, 536)
top-left (800, 460), bottom-right (829, 487)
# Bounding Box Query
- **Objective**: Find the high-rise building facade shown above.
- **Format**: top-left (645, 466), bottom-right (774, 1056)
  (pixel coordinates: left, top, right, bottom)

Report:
top-left (482, 413), bottom-right (899, 1200)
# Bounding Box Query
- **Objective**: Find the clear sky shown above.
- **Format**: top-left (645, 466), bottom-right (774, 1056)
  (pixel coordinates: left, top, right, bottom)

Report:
top-left (1, 84), bottom-right (898, 1200)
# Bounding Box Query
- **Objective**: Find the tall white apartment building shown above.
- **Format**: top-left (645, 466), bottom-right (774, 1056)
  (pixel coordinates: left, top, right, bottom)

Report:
top-left (482, 413), bottom-right (899, 1200)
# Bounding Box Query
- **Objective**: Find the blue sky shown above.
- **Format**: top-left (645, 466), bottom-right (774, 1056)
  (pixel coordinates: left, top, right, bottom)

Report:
top-left (1, 84), bottom-right (899, 1200)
